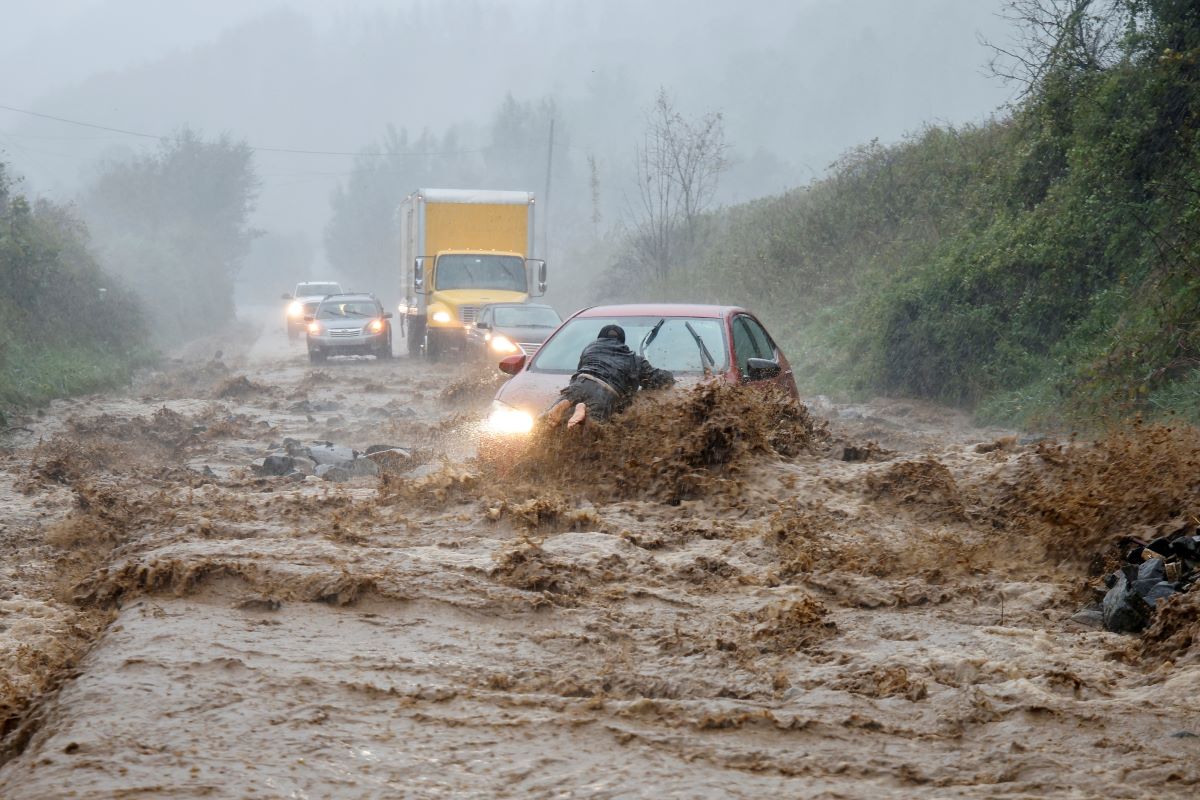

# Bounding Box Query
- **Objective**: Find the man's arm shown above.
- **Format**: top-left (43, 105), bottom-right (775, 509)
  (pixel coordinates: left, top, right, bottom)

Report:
top-left (637, 357), bottom-right (674, 389)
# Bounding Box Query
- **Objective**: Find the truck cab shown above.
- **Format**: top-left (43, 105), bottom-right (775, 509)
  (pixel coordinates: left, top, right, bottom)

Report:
top-left (398, 189), bottom-right (546, 361)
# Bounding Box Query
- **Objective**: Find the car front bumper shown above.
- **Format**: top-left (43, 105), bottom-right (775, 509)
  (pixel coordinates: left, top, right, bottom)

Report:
top-left (307, 330), bottom-right (388, 354)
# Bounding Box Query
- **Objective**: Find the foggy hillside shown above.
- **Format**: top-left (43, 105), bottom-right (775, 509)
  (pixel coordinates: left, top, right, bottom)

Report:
top-left (1, 0), bottom-right (1013, 282)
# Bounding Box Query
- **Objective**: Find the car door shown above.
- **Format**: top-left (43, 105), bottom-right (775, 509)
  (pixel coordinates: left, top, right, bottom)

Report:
top-left (731, 314), bottom-right (796, 393)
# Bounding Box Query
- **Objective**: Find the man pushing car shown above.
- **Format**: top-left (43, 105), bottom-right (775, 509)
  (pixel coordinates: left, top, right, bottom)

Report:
top-left (543, 324), bottom-right (675, 428)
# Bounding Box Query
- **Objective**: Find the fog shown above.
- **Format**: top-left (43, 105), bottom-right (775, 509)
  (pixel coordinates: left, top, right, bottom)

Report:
top-left (1, 0), bottom-right (1013, 306)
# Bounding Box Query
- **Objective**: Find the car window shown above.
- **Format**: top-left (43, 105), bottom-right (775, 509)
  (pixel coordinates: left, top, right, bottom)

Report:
top-left (531, 316), bottom-right (728, 374)
top-left (732, 317), bottom-right (759, 375)
top-left (733, 315), bottom-right (778, 379)
top-left (493, 306), bottom-right (561, 328)
top-left (298, 283), bottom-right (340, 297)
top-left (435, 255), bottom-right (525, 292)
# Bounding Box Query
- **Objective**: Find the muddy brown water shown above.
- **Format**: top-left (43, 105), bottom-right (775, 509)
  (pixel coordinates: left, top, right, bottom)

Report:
top-left (0, 323), bottom-right (1197, 798)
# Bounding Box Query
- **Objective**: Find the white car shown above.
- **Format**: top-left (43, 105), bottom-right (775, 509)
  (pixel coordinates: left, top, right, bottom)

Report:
top-left (282, 281), bottom-right (342, 340)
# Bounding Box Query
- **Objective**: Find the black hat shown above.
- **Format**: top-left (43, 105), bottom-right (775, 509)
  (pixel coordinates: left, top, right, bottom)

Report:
top-left (598, 324), bottom-right (625, 343)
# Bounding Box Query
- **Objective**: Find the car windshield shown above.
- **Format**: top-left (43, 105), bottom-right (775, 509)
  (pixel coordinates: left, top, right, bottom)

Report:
top-left (531, 316), bottom-right (728, 374)
top-left (297, 283), bottom-right (340, 297)
top-left (316, 300), bottom-right (378, 319)
top-left (493, 306), bottom-right (561, 328)
top-left (436, 255), bottom-right (525, 292)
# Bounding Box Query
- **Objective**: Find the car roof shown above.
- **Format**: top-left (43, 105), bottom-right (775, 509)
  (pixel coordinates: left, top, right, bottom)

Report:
top-left (574, 303), bottom-right (744, 319)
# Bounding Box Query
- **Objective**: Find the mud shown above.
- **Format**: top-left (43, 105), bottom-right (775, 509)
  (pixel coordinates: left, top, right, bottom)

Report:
top-left (0, 321), bottom-right (1197, 797)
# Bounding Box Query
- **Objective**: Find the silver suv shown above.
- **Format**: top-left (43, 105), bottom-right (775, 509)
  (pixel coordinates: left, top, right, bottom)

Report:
top-left (283, 281), bottom-right (342, 340)
top-left (305, 293), bottom-right (393, 363)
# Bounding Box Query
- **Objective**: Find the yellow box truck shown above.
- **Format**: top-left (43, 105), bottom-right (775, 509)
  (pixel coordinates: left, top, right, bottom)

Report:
top-left (398, 189), bottom-right (547, 360)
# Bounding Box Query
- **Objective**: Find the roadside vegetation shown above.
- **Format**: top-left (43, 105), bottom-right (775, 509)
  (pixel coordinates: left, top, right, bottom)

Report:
top-left (606, 1), bottom-right (1200, 428)
top-left (0, 164), bottom-right (147, 416)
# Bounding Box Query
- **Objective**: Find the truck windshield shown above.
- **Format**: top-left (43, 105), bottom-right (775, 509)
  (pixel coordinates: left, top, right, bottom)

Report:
top-left (530, 316), bottom-right (729, 374)
top-left (436, 255), bottom-right (525, 292)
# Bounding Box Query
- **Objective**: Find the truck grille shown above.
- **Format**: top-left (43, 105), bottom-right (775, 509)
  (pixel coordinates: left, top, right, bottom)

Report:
top-left (517, 342), bottom-right (542, 356)
top-left (458, 306), bottom-right (479, 325)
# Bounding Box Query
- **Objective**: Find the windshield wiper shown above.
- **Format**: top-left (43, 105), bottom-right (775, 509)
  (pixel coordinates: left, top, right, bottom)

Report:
top-left (684, 321), bottom-right (716, 375)
top-left (639, 318), bottom-right (666, 356)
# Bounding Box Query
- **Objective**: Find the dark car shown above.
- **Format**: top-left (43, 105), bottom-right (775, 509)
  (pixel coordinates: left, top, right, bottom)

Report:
top-left (465, 303), bottom-right (563, 361)
top-left (305, 293), bottom-right (393, 363)
top-left (482, 303), bottom-right (796, 435)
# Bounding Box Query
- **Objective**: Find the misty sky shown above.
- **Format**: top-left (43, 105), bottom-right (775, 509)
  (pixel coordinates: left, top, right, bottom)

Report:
top-left (1, 0), bottom-right (1016, 272)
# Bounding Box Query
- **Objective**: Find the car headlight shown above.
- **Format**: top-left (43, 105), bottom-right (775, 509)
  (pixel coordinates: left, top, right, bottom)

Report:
top-left (287, 301), bottom-right (303, 317)
top-left (489, 334), bottom-right (519, 354)
top-left (485, 401), bottom-right (533, 435)
top-left (369, 319), bottom-right (384, 333)
top-left (431, 310), bottom-right (452, 324)
top-left (307, 321), bottom-right (322, 335)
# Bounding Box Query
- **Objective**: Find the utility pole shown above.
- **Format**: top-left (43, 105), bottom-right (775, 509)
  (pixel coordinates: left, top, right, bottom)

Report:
top-left (542, 116), bottom-right (554, 261)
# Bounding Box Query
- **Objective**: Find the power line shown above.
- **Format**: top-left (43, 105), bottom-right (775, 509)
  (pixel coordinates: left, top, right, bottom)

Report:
top-left (0, 102), bottom-right (502, 158)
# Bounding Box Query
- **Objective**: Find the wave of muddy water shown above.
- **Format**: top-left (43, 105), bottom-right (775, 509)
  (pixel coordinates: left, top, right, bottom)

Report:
top-left (0, 321), bottom-right (1197, 798)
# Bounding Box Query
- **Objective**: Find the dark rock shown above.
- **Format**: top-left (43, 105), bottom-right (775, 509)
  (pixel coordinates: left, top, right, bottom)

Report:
top-left (350, 457), bottom-right (380, 477)
top-left (259, 454), bottom-right (295, 476)
top-left (308, 444), bottom-right (358, 467)
top-left (315, 464), bottom-right (351, 482)
top-left (1068, 608), bottom-right (1105, 628)
top-left (1102, 566), bottom-right (1153, 633)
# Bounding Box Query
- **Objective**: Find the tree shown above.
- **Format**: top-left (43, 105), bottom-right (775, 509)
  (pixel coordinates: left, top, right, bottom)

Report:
top-left (82, 129), bottom-right (258, 339)
top-left (983, 0), bottom-right (1136, 96)
top-left (629, 89), bottom-right (728, 281)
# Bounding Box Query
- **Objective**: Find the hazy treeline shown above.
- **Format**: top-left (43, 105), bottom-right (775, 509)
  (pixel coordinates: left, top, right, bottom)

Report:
top-left (0, 163), bottom-right (145, 411)
top-left (609, 0), bottom-right (1200, 426)
top-left (81, 129), bottom-right (259, 341)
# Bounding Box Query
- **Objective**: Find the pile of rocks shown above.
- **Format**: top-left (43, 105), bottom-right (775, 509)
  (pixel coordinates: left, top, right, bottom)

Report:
top-left (257, 438), bottom-right (412, 482)
top-left (1096, 532), bottom-right (1200, 633)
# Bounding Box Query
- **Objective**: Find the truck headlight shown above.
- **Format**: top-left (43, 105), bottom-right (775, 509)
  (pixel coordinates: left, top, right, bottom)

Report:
top-left (432, 310), bottom-right (452, 324)
top-left (287, 301), bottom-right (303, 317)
top-left (485, 401), bottom-right (533, 435)
top-left (489, 334), bottom-right (519, 354)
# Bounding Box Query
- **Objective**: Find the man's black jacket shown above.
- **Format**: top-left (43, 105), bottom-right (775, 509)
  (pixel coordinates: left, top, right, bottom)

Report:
top-left (575, 338), bottom-right (674, 398)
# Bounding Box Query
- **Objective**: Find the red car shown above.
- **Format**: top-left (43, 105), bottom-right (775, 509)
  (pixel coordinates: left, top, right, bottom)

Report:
top-left (484, 303), bottom-right (797, 435)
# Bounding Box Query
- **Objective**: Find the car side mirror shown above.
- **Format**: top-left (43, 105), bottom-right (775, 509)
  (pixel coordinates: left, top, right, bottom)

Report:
top-left (382, 312), bottom-right (393, 320)
top-left (476, 321), bottom-right (490, 330)
top-left (498, 354), bottom-right (526, 375)
top-left (745, 357), bottom-right (782, 381)
top-left (281, 293), bottom-right (293, 300)
top-left (527, 259), bottom-right (547, 297)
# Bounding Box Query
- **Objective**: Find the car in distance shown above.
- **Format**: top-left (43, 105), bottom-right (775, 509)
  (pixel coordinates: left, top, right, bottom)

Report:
top-left (283, 281), bottom-right (343, 340)
top-left (484, 303), bottom-right (796, 435)
top-left (305, 293), bottom-right (393, 363)
top-left (465, 303), bottom-right (563, 361)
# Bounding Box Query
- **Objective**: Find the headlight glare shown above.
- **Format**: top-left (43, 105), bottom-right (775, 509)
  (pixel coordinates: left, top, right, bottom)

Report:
top-left (369, 319), bottom-right (384, 333)
top-left (432, 310), bottom-right (452, 324)
top-left (485, 402), bottom-right (533, 435)
top-left (489, 334), bottom-right (519, 354)
top-left (287, 301), bottom-right (303, 317)
top-left (307, 321), bottom-right (321, 335)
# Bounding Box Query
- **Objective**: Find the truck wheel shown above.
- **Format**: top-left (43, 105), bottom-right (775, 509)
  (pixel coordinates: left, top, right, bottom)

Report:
top-left (425, 330), bottom-right (442, 362)
top-left (406, 317), bottom-right (425, 357)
